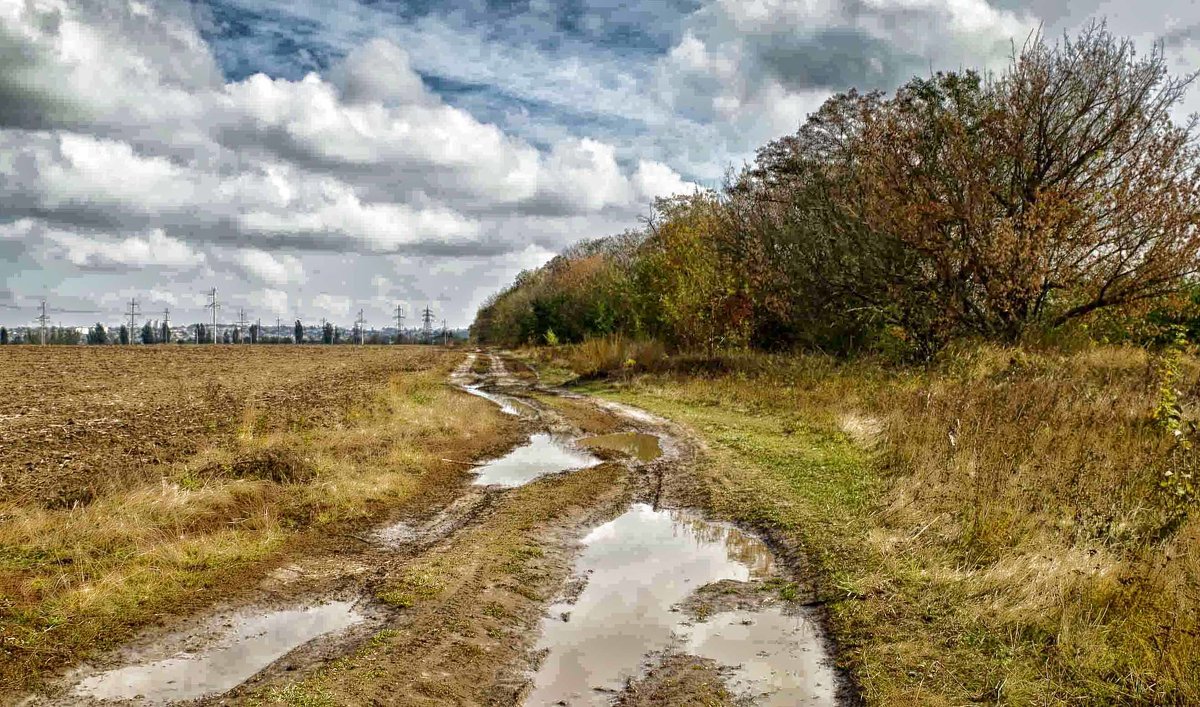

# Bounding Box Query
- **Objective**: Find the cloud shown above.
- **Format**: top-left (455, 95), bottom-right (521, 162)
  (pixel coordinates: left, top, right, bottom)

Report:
top-left (230, 248), bottom-right (305, 286)
top-left (47, 230), bottom-right (201, 270)
top-left (311, 292), bottom-right (353, 318)
top-left (1161, 22), bottom-right (1200, 48)
top-left (656, 0), bottom-right (1036, 141)
top-left (0, 0), bottom-right (696, 269)
top-left (256, 288), bottom-right (289, 316)
top-left (328, 38), bottom-right (431, 105)
top-left (0, 0), bottom-right (220, 130)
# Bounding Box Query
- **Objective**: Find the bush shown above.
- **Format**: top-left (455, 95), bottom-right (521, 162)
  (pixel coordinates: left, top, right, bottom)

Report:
top-left (566, 336), bottom-right (665, 378)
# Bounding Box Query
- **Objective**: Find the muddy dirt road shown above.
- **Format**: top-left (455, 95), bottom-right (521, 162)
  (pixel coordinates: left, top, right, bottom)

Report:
top-left (22, 351), bottom-right (846, 706)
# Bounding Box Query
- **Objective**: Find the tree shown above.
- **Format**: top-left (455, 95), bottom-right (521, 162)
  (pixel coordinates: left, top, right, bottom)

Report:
top-left (294, 319), bottom-right (304, 344)
top-left (87, 323), bottom-right (107, 345)
top-left (222, 329), bottom-right (232, 344)
top-left (141, 321), bottom-right (155, 345)
top-left (232, 327), bottom-right (242, 344)
top-left (638, 194), bottom-right (752, 352)
top-left (854, 25), bottom-right (1200, 347)
top-left (249, 323), bottom-right (259, 344)
top-left (118, 324), bottom-right (130, 345)
top-left (195, 323), bottom-right (206, 344)
top-left (322, 321), bottom-right (334, 344)
top-left (0, 327), bottom-right (7, 345)
top-left (160, 320), bottom-right (170, 344)
top-left (45, 327), bottom-right (81, 345)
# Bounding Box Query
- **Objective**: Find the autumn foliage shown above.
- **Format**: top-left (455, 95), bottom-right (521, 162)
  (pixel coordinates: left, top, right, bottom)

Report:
top-left (473, 25), bottom-right (1200, 357)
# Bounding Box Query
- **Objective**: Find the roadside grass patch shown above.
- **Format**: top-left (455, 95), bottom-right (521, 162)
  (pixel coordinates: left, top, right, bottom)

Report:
top-left (580, 344), bottom-right (1200, 704)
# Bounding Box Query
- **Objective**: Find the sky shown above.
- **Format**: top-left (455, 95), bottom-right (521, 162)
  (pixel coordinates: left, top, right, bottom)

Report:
top-left (1, 0), bottom-right (1198, 330)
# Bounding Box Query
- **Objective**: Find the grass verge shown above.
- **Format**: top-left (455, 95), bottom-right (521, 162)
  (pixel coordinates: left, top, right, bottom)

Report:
top-left (561, 344), bottom-right (1200, 705)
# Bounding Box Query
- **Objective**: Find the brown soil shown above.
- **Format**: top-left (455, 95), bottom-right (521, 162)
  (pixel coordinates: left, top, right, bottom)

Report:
top-left (0, 346), bottom-right (443, 507)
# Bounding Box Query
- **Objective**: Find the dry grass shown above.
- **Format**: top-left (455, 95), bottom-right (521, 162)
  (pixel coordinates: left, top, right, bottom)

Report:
top-left (538, 336), bottom-right (666, 378)
top-left (0, 346), bottom-right (520, 695)
top-left (577, 343), bottom-right (1200, 704)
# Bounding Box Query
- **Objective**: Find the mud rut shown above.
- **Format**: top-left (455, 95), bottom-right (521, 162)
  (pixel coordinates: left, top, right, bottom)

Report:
top-left (26, 351), bottom-right (846, 706)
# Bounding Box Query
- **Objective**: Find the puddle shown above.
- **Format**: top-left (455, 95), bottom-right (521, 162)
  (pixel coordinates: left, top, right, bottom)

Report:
top-left (527, 503), bottom-right (822, 705)
top-left (463, 384), bottom-right (526, 416)
top-left (683, 607), bottom-right (837, 705)
top-left (72, 601), bottom-right (364, 704)
top-left (472, 433), bottom-right (601, 488)
top-left (580, 432), bottom-right (662, 462)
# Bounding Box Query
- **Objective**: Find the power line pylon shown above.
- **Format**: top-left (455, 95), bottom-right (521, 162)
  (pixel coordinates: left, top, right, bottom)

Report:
top-left (37, 299), bottom-right (49, 346)
top-left (236, 308), bottom-right (248, 343)
top-left (421, 306), bottom-right (434, 345)
top-left (205, 288), bottom-right (220, 345)
top-left (126, 298), bottom-right (141, 345)
top-left (442, 319), bottom-right (448, 346)
top-left (356, 309), bottom-right (366, 345)
top-left (394, 305), bottom-right (405, 344)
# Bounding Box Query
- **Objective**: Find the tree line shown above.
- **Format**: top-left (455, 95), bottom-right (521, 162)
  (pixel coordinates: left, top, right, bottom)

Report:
top-left (472, 24), bottom-right (1200, 358)
top-left (1, 319), bottom-right (442, 345)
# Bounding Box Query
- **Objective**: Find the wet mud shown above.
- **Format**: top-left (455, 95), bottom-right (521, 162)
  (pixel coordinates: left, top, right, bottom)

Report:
top-left (579, 432), bottom-right (663, 462)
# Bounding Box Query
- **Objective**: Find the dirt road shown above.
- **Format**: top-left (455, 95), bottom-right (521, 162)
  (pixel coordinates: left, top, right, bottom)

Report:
top-left (23, 351), bottom-right (847, 706)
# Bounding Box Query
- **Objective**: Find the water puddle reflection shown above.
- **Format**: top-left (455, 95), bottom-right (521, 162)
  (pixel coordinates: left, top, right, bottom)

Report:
top-left (580, 432), bottom-right (662, 462)
top-left (472, 433), bottom-right (600, 488)
top-left (526, 503), bottom-right (834, 705)
top-left (73, 601), bottom-right (364, 704)
top-left (684, 607), bottom-right (836, 705)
